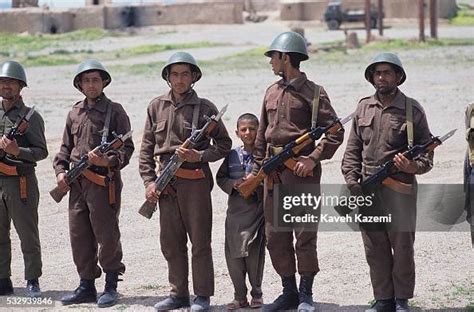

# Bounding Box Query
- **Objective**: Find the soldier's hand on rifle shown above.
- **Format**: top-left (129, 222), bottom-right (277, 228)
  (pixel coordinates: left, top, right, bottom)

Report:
top-left (87, 150), bottom-right (115, 167)
top-left (176, 147), bottom-right (202, 163)
top-left (56, 172), bottom-right (70, 193)
top-left (394, 153), bottom-right (418, 174)
top-left (233, 178), bottom-right (245, 190)
top-left (0, 136), bottom-right (20, 156)
top-left (145, 183), bottom-right (160, 203)
top-left (294, 156), bottom-right (316, 177)
top-left (348, 183), bottom-right (363, 196)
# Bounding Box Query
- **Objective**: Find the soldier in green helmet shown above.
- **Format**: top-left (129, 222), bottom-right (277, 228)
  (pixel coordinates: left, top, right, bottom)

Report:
top-left (0, 61), bottom-right (47, 297)
top-left (342, 53), bottom-right (434, 312)
top-left (53, 59), bottom-right (134, 307)
top-left (139, 51), bottom-right (231, 311)
top-left (250, 32), bottom-right (344, 311)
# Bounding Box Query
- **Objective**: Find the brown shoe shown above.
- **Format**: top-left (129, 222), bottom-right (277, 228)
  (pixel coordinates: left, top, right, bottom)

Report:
top-left (227, 299), bottom-right (249, 311)
top-left (250, 297), bottom-right (263, 308)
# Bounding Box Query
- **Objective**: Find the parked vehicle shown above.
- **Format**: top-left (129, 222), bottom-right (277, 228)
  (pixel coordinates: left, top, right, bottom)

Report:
top-left (324, 1), bottom-right (381, 30)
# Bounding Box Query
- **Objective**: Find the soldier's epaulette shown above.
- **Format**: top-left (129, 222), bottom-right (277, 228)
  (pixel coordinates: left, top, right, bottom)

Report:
top-left (72, 100), bottom-right (83, 108)
top-left (265, 80), bottom-right (280, 93)
top-left (409, 98), bottom-right (425, 114)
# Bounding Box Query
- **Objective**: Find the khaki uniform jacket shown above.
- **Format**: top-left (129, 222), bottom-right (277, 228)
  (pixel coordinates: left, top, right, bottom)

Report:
top-left (139, 89), bottom-right (232, 186)
top-left (253, 73), bottom-right (343, 174)
top-left (342, 90), bottom-right (433, 185)
top-left (53, 94), bottom-right (134, 176)
top-left (1, 97), bottom-right (48, 164)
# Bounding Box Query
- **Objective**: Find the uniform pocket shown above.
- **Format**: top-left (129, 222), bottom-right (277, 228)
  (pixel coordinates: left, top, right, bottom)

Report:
top-left (388, 116), bottom-right (407, 147)
top-left (71, 123), bottom-right (80, 146)
top-left (288, 97), bottom-right (310, 126)
top-left (153, 119), bottom-right (167, 146)
top-left (266, 101), bottom-right (278, 127)
top-left (358, 114), bottom-right (374, 144)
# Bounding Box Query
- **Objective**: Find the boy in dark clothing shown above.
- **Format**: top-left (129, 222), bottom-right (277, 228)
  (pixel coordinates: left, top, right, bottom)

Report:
top-left (216, 113), bottom-right (265, 310)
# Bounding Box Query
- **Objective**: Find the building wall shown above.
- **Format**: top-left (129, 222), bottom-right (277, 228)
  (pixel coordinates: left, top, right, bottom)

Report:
top-left (0, 0), bottom-right (243, 33)
top-left (12, 0), bottom-right (38, 8)
top-left (280, 0), bottom-right (458, 21)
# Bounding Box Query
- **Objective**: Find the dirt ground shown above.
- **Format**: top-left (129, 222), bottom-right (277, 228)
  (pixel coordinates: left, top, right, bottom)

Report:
top-left (2, 19), bottom-right (474, 311)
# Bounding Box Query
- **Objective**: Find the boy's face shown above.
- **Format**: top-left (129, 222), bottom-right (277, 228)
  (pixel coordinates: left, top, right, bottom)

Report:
top-left (236, 119), bottom-right (258, 146)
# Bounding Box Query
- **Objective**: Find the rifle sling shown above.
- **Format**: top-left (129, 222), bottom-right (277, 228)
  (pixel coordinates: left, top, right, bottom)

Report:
top-left (101, 100), bottom-right (113, 144)
top-left (311, 85), bottom-right (321, 130)
top-left (192, 102), bottom-right (200, 131)
top-left (405, 97), bottom-right (414, 149)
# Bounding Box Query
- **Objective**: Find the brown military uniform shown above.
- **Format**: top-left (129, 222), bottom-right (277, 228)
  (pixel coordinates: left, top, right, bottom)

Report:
top-left (53, 93), bottom-right (134, 280)
top-left (253, 73), bottom-right (343, 277)
top-left (341, 90), bottom-right (433, 300)
top-left (139, 90), bottom-right (231, 298)
top-left (0, 97), bottom-right (47, 280)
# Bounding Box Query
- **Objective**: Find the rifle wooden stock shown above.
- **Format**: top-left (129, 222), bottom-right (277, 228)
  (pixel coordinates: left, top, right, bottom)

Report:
top-left (138, 199), bottom-right (158, 219)
top-left (49, 186), bottom-right (67, 203)
top-left (238, 170), bottom-right (266, 199)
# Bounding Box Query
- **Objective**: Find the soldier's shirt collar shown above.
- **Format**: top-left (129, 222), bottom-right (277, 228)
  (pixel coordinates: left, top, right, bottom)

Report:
top-left (369, 89), bottom-right (406, 110)
top-left (165, 89), bottom-right (200, 108)
top-left (76, 93), bottom-right (108, 112)
top-left (278, 72), bottom-right (308, 91)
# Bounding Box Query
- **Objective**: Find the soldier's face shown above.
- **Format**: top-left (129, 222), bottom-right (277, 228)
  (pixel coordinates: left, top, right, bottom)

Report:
top-left (236, 119), bottom-right (258, 147)
top-left (269, 52), bottom-right (283, 75)
top-left (169, 64), bottom-right (193, 95)
top-left (79, 71), bottom-right (105, 99)
top-left (373, 63), bottom-right (401, 95)
top-left (0, 77), bottom-right (22, 100)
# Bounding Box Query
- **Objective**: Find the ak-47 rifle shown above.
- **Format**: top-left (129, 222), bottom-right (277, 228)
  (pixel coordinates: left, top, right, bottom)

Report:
top-left (362, 129), bottom-right (457, 189)
top-left (138, 105), bottom-right (228, 219)
top-left (0, 106), bottom-right (35, 159)
top-left (237, 112), bottom-right (354, 199)
top-left (49, 130), bottom-right (133, 203)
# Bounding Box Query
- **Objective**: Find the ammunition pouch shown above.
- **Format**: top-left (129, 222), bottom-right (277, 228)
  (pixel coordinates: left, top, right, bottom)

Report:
top-left (82, 168), bottom-right (116, 206)
top-left (0, 160), bottom-right (35, 202)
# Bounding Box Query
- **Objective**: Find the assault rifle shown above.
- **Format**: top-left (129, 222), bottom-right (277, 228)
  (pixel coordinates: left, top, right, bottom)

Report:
top-left (362, 129), bottom-right (456, 189)
top-left (138, 105), bottom-right (228, 219)
top-left (0, 106), bottom-right (35, 159)
top-left (49, 130), bottom-right (133, 203)
top-left (237, 113), bottom-right (354, 199)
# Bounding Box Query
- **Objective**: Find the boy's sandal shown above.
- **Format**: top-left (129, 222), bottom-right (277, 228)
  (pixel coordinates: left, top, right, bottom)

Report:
top-left (250, 297), bottom-right (263, 308)
top-left (227, 299), bottom-right (250, 310)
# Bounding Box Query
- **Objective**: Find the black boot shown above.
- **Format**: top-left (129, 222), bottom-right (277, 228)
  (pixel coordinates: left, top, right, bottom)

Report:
top-left (298, 275), bottom-right (315, 312)
top-left (154, 295), bottom-right (190, 311)
top-left (97, 273), bottom-right (120, 308)
top-left (0, 278), bottom-right (13, 296)
top-left (26, 279), bottom-right (41, 297)
top-left (61, 279), bottom-right (97, 305)
top-left (395, 298), bottom-right (410, 312)
top-left (365, 299), bottom-right (395, 312)
top-left (263, 275), bottom-right (299, 311)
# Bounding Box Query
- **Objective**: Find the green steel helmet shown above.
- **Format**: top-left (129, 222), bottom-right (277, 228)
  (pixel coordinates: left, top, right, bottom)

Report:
top-left (73, 59), bottom-right (112, 90)
top-left (264, 31), bottom-right (309, 61)
top-left (0, 61), bottom-right (27, 87)
top-left (365, 52), bottom-right (406, 85)
top-left (161, 52), bottom-right (202, 82)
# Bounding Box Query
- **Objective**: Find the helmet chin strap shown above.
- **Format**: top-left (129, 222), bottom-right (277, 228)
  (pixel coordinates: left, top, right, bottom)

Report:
top-left (278, 52), bottom-right (286, 78)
